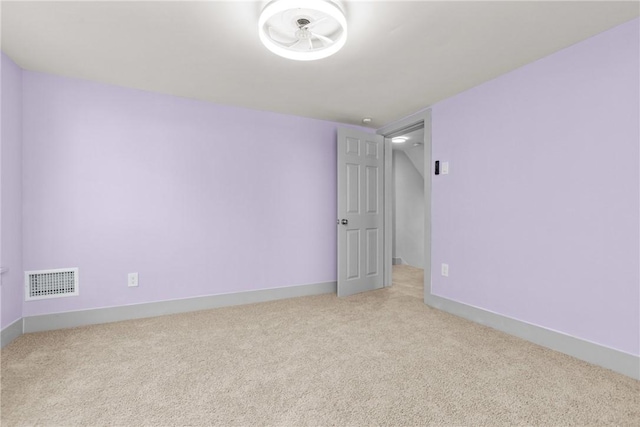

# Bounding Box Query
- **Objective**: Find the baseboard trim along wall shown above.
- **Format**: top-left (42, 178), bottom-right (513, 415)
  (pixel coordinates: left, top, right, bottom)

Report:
top-left (12, 281), bottom-right (335, 337)
top-left (6, 280), bottom-right (638, 380)
top-left (1, 318), bottom-right (24, 348)
top-left (425, 293), bottom-right (640, 380)
top-left (392, 257), bottom-right (405, 265)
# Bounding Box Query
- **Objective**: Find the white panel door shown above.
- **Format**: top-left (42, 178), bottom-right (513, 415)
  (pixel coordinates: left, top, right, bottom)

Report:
top-left (337, 128), bottom-right (384, 297)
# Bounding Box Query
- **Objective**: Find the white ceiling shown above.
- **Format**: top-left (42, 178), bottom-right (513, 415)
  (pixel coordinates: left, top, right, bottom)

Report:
top-left (392, 127), bottom-right (424, 150)
top-left (2, 1), bottom-right (638, 128)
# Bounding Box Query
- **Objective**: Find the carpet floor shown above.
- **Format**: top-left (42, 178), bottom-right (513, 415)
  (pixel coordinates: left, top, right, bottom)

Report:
top-left (1, 265), bottom-right (639, 426)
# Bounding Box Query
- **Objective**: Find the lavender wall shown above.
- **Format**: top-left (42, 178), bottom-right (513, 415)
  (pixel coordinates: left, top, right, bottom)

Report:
top-left (1, 53), bottom-right (24, 328)
top-left (431, 19), bottom-right (639, 356)
top-left (22, 71), bottom-right (362, 317)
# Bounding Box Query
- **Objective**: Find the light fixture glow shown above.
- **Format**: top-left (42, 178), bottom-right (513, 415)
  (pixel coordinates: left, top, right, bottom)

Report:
top-left (258, 0), bottom-right (348, 61)
top-left (392, 137), bottom-right (408, 144)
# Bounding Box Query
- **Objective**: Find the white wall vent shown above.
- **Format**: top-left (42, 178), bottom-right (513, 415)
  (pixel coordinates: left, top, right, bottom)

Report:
top-left (25, 268), bottom-right (79, 301)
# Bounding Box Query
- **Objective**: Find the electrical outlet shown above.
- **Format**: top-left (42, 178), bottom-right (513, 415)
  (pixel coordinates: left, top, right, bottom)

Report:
top-left (128, 272), bottom-right (139, 287)
top-left (441, 263), bottom-right (449, 277)
top-left (442, 162), bottom-right (449, 175)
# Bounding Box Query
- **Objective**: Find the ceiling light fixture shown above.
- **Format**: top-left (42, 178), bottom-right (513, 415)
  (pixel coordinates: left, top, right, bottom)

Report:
top-left (392, 137), bottom-right (408, 144)
top-left (258, 0), bottom-right (348, 61)
top-left (362, 117), bottom-right (373, 124)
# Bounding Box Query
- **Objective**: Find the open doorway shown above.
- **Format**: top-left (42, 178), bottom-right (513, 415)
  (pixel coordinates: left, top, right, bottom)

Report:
top-left (378, 110), bottom-right (432, 303)
top-left (390, 126), bottom-right (425, 299)
top-left (336, 111), bottom-right (431, 301)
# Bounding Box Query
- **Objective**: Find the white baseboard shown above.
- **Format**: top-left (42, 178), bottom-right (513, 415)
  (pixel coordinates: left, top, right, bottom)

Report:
top-left (425, 293), bottom-right (640, 380)
top-left (1, 318), bottom-right (24, 348)
top-left (22, 281), bottom-right (337, 334)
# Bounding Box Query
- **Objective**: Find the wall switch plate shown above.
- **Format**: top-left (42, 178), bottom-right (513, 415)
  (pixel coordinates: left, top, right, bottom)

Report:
top-left (442, 162), bottom-right (449, 175)
top-left (128, 272), bottom-right (139, 287)
top-left (441, 263), bottom-right (449, 277)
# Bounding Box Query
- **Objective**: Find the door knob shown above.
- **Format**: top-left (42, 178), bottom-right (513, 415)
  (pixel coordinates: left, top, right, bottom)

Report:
top-left (341, 219), bottom-right (348, 225)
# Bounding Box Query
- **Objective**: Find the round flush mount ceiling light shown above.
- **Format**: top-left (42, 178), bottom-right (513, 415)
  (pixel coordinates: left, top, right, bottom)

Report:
top-left (392, 137), bottom-right (408, 144)
top-left (258, 0), bottom-right (348, 61)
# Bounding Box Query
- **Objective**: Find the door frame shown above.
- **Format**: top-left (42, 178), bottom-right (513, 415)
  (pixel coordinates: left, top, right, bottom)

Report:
top-left (377, 109), bottom-right (432, 304)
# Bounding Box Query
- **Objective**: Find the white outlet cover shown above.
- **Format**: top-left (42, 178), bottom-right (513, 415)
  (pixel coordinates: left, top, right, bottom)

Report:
top-left (441, 263), bottom-right (449, 277)
top-left (128, 272), bottom-right (139, 287)
top-left (442, 162), bottom-right (449, 175)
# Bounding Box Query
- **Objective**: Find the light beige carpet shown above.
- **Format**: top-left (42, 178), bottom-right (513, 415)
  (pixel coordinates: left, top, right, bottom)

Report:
top-left (2, 265), bottom-right (639, 426)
